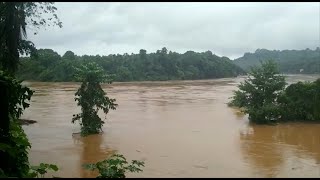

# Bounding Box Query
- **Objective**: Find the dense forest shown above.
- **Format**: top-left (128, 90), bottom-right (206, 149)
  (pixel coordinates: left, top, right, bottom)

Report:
top-left (233, 48), bottom-right (320, 74)
top-left (16, 48), bottom-right (245, 82)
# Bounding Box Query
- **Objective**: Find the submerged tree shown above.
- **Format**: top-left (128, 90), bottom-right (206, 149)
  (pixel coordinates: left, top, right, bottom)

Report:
top-left (229, 60), bottom-right (286, 124)
top-left (72, 62), bottom-right (117, 136)
top-left (278, 78), bottom-right (320, 122)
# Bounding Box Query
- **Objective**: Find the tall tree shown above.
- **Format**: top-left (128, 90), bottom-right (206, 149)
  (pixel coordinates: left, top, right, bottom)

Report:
top-left (0, 2), bottom-right (62, 177)
top-left (72, 62), bottom-right (117, 136)
top-left (0, 2), bottom-right (62, 74)
top-left (229, 60), bottom-right (286, 124)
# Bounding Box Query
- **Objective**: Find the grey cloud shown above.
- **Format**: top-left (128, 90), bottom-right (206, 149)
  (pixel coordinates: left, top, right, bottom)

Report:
top-left (27, 2), bottom-right (320, 59)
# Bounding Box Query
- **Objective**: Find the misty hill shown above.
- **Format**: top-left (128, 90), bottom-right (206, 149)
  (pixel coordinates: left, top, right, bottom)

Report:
top-left (17, 48), bottom-right (245, 82)
top-left (233, 48), bottom-right (320, 74)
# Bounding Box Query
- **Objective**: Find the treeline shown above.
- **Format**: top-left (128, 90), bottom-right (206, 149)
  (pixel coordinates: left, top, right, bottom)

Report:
top-left (233, 48), bottom-right (320, 74)
top-left (16, 48), bottom-right (245, 82)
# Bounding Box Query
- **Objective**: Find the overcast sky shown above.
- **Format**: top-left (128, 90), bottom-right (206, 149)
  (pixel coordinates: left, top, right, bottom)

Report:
top-left (27, 2), bottom-right (320, 59)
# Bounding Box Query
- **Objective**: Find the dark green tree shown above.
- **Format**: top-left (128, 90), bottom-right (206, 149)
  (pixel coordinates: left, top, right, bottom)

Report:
top-left (72, 62), bottom-right (118, 136)
top-left (0, 2), bottom-right (62, 177)
top-left (278, 78), bottom-right (320, 122)
top-left (229, 60), bottom-right (286, 124)
top-left (62, 50), bottom-right (76, 60)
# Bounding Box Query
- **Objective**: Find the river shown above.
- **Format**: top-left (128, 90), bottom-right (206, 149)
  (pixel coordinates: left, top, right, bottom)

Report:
top-left (21, 74), bottom-right (320, 178)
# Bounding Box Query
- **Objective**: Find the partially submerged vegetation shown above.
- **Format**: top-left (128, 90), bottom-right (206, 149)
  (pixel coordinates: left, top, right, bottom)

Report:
top-left (83, 154), bottom-right (145, 178)
top-left (229, 60), bottom-right (320, 124)
top-left (278, 78), bottom-right (320, 122)
top-left (72, 62), bottom-right (117, 136)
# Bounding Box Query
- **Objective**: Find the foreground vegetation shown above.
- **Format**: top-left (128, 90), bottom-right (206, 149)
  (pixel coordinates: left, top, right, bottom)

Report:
top-left (83, 154), bottom-right (145, 178)
top-left (17, 48), bottom-right (245, 82)
top-left (229, 60), bottom-right (320, 124)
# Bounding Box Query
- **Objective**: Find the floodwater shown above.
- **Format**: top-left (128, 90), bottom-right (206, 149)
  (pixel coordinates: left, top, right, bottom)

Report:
top-left (21, 74), bottom-right (320, 178)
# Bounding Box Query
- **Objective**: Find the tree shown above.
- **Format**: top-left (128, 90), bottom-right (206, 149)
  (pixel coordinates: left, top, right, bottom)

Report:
top-left (72, 62), bottom-right (117, 136)
top-left (278, 78), bottom-right (320, 122)
top-left (229, 60), bottom-right (286, 124)
top-left (0, 2), bottom-right (62, 177)
top-left (0, 2), bottom-right (62, 74)
top-left (62, 50), bottom-right (76, 60)
top-left (139, 49), bottom-right (147, 59)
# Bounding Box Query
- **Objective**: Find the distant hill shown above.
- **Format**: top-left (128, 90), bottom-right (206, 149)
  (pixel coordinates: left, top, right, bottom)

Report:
top-left (233, 48), bottom-right (320, 74)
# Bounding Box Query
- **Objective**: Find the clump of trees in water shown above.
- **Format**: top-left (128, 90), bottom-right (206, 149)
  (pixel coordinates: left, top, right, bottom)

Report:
top-left (72, 62), bottom-right (117, 136)
top-left (16, 48), bottom-right (245, 82)
top-left (229, 60), bottom-right (320, 124)
top-left (0, 2), bottom-right (143, 178)
top-left (278, 78), bottom-right (320, 121)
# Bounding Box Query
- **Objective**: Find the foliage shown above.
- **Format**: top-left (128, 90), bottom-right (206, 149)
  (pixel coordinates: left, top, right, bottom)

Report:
top-left (234, 47), bottom-right (320, 74)
top-left (72, 62), bottom-right (117, 136)
top-left (17, 48), bottom-right (245, 82)
top-left (0, 70), bottom-right (34, 119)
top-left (83, 154), bottom-right (145, 178)
top-left (0, 2), bottom-right (62, 74)
top-left (278, 78), bottom-right (320, 122)
top-left (0, 71), bottom-right (33, 177)
top-left (229, 60), bottom-right (286, 124)
top-left (0, 119), bottom-right (31, 177)
top-left (0, 2), bottom-right (62, 177)
top-left (28, 163), bottom-right (59, 178)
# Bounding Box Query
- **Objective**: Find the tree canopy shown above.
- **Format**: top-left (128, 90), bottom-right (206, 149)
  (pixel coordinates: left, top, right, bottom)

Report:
top-left (17, 48), bottom-right (245, 82)
top-left (229, 60), bottom-right (286, 124)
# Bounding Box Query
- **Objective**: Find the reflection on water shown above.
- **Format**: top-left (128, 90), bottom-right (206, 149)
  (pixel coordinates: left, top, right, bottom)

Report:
top-left (22, 74), bottom-right (320, 178)
top-left (72, 134), bottom-right (116, 178)
top-left (240, 123), bottom-right (320, 177)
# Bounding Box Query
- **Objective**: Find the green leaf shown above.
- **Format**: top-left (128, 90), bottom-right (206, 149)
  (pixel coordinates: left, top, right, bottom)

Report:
top-left (49, 164), bottom-right (59, 171)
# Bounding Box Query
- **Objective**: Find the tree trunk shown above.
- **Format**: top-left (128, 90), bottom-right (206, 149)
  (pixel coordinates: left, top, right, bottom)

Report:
top-left (0, 81), bottom-right (10, 175)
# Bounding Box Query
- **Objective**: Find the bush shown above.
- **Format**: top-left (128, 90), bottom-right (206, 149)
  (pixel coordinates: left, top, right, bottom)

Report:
top-left (83, 154), bottom-right (144, 178)
top-left (279, 78), bottom-right (320, 121)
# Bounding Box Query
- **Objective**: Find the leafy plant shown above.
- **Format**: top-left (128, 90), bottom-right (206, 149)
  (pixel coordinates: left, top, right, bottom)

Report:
top-left (0, 71), bottom-right (33, 177)
top-left (228, 60), bottom-right (286, 124)
top-left (278, 78), bottom-right (320, 121)
top-left (72, 62), bottom-right (117, 136)
top-left (0, 2), bottom-right (62, 177)
top-left (28, 163), bottom-right (59, 178)
top-left (83, 154), bottom-right (145, 178)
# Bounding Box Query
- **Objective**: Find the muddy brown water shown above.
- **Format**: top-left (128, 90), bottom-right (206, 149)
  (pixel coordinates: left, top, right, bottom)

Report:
top-left (21, 74), bottom-right (320, 178)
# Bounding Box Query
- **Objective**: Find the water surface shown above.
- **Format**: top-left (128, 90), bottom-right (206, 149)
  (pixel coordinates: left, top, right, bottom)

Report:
top-left (22, 74), bottom-right (320, 178)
